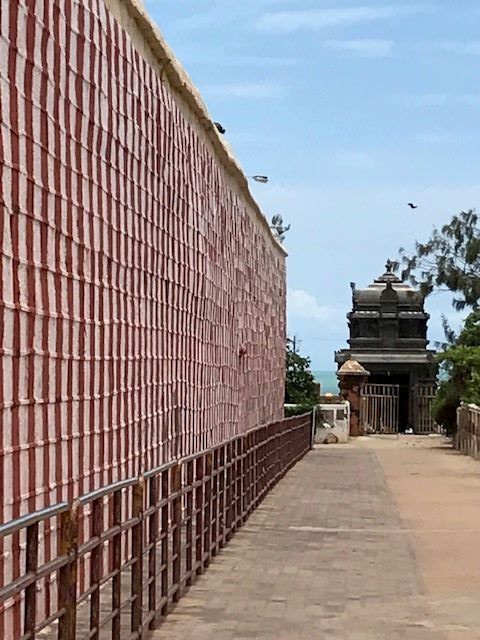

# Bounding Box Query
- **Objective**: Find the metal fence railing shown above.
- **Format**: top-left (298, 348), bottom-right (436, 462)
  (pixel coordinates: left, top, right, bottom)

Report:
top-left (360, 384), bottom-right (400, 434)
top-left (0, 414), bottom-right (312, 640)
top-left (456, 403), bottom-right (480, 459)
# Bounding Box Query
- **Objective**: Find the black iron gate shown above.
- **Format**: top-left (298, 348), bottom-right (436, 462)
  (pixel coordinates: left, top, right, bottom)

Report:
top-left (360, 383), bottom-right (400, 434)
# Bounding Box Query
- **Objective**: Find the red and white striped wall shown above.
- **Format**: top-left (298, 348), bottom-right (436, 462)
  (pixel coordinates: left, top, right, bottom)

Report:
top-left (0, 0), bottom-right (286, 630)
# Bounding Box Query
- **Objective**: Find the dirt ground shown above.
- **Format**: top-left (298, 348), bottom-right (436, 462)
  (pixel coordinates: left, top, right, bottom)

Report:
top-left (361, 435), bottom-right (480, 640)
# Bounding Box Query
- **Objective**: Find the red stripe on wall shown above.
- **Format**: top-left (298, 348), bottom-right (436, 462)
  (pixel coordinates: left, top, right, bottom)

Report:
top-left (7, 5), bottom-right (22, 637)
top-left (0, 0), bottom-right (6, 612)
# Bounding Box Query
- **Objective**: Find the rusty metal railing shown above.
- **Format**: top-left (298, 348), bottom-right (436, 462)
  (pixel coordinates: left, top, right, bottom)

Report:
top-left (0, 414), bottom-right (312, 639)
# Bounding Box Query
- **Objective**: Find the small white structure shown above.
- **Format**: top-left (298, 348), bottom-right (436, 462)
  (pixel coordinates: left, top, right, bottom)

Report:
top-left (314, 402), bottom-right (350, 444)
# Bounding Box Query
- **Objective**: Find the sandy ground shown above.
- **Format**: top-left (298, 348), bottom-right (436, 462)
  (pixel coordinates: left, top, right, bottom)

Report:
top-left (361, 435), bottom-right (480, 640)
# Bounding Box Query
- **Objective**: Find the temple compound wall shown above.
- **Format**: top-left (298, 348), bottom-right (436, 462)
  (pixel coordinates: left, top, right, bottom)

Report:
top-left (0, 0), bottom-right (286, 528)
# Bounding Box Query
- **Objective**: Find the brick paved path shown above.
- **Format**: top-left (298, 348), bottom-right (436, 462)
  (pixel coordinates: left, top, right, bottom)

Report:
top-left (154, 443), bottom-right (450, 639)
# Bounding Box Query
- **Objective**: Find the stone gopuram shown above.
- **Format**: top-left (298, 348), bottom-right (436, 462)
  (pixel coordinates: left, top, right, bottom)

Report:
top-left (335, 261), bottom-right (437, 431)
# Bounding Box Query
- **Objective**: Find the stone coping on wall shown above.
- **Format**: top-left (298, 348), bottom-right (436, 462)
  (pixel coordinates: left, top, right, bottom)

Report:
top-left (106, 0), bottom-right (286, 257)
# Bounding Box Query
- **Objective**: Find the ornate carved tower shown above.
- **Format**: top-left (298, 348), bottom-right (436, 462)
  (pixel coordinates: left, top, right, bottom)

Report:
top-left (335, 261), bottom-right (437, 430)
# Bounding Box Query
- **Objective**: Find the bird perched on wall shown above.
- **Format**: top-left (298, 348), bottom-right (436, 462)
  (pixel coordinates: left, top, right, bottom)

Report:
top-left (214, 122), bottom-right (226, 134)
top-left (407, 203), bottom-right (418, 209)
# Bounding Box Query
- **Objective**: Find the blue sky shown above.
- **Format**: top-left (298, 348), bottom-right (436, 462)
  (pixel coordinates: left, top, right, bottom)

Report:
top-left (144, 1), bottom-right (479, 368)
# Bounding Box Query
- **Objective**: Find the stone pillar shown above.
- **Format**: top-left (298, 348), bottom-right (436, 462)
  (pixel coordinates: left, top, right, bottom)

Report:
top-left (337, 360), bottom-right (370, 437)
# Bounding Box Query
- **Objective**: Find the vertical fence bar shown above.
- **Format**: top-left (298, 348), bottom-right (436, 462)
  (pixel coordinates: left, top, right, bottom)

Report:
top-left (161, 470), bottom-right (169, 615)
top-left (211, 449), bottom-right (219, 557)
top-left (195, 456), bottom-right (204, 575)
top-left (275, 425), bottom-right (283, 484)
top-left (253, 433), bottom-right (257, 509)
top-left (203, 452), bottom-right (212, 568)
top-left (281, 424), bottom-right (286, 475)
top-left (263, 428), bottom-right (267, 491)
top-left (278, 421), bottom-right (283, 481)
top-left (218, 446), bottom-right (225, 549)
top-left (186, 459), bottom-right (194, 586)
top-left (285, 422), bottom-right (290, 470)
top-left (89, 498), bottom-right (103, 640)
top-left (111, 489), bottom-right (122, 639)
top-left (148, 476), bottom-right (158, 628)
top-left (172, 464), bottom-right (182, 603)
top-left (24, 522), bottom-right (39, 639)
top-left (241, 436), bottom-right (248, 524)
top-left (225, 442), bottom-right (233, 543)
top-left (233, 439), bottom-right (239, 532)
top-left (252, 429), bottom-right (260, 509)
top-left (270, 427), bottom-right (275, 487)
top-left (310, 410), bottom-right (315, 450)
top-left (260, 429), bottom-right (265, 500)
top-left (257, 431), bottom-right (262, 501)
top-left (58, 502), bottom-right (79, 640)
top-left (131, 480), bottom-right (144, 636)
top-left (235, 438), bottom-right (242, 530)
top-left (259, 427), bottom-right (267, 503)
top-left (247, 434), bottom-right (253, 512)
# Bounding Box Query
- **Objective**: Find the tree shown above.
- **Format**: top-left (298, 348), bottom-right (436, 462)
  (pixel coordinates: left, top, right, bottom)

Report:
top-left (398, 210), bottom-right (480, 433)
top-left (285, 337), bottom-right (318, 407)
top-left (398, 209), bottom-right (480, 310)
top-left (433, 311), bottom-right (480, 433)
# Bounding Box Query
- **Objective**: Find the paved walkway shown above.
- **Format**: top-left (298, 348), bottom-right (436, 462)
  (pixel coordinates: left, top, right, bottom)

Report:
top-left (154, 436), bottom-right (480, 640)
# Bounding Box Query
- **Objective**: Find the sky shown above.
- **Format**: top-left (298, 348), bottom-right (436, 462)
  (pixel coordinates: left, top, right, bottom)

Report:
top-left (143, 0), bottom-right (479, 369)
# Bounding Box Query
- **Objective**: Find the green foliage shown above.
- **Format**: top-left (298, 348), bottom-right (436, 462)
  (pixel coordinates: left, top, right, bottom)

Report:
top-left (398, 210), bottom-right (480, 433)
top-left (433, 311), bottom-right (480, 434)
top-left (284, 404), bottom-right (314, 418)
top-left (285, 337), bottom-right (318, 408)
top-left (399, 210), bottom-right (480, 311)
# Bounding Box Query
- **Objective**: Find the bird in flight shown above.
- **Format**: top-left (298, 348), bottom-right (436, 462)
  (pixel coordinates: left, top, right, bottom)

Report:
top-left (407, 203), bottom-right (418, 209)
top-left (214, 122), bottom-right (226, 134)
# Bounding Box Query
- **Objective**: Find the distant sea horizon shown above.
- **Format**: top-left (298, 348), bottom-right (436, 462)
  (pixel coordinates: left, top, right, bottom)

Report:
top-left (313, 370), bottom-right (338, 394)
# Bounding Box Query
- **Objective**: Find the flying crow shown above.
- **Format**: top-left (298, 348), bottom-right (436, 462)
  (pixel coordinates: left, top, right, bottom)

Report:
top-left (407, 203), bottom-right (418, 209)
top-left (214, 122), bottom-right (226, 134)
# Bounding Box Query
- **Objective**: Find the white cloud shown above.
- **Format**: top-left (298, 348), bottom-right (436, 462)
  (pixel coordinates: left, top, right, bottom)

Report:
top-left (254, 5), bottom-right (433, 34)
top-left (324, 39), bottom-right (394, 58)
top-left (288, 289), bottom-right (332, 320)
top-left (203, 82), bottom-right (285, 99)
top-left (172, 0), bottom-right (297, 32)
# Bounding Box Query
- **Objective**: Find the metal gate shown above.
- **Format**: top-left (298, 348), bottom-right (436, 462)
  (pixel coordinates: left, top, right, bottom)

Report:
top-left (360, 384), bottom-right (399, 434)
top-left (412, 383), bottom-right (438, 434)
